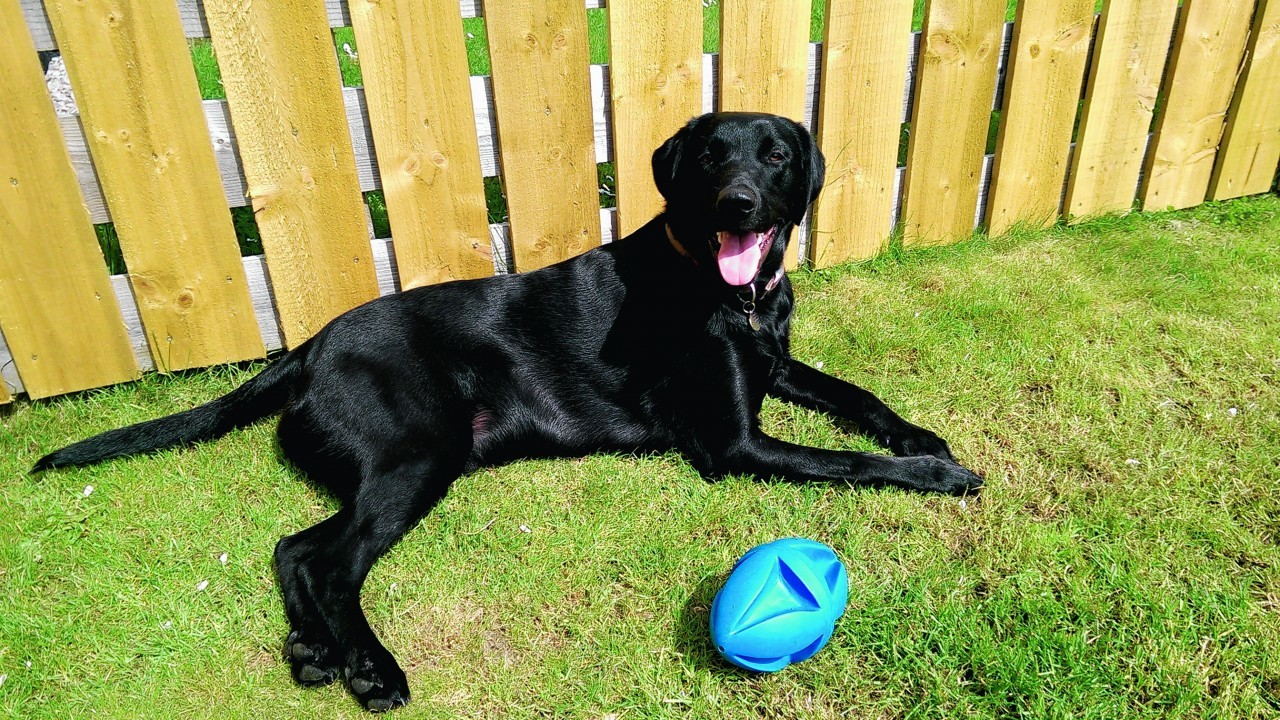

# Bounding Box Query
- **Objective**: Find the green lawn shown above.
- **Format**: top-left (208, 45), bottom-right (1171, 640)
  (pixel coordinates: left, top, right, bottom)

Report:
top-left (5, 195), bottom-right (1279, 718)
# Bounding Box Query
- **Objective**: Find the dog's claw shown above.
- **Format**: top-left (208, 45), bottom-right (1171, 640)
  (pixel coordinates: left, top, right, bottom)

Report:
top-left (285, 629), bottom-right (341, 687)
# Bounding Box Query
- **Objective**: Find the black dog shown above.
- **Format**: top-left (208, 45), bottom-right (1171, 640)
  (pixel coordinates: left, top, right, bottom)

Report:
top-left (35, 112), bottom-right (981, 711)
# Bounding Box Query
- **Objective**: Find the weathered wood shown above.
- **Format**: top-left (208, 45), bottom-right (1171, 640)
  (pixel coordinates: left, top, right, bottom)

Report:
top-left (1064, 0), bottom-right (1179, 221)
top-left (44, 0), bottom-right (265, 372)
top-left (986, 0), bottom-right (1094, 236)
top-left (349, 0), bottom-right (493, 289)
top-left (1209, 0), bottom-right (1280, 200)
top-left (1141, 0), bottom-right (1254, 211)
top-left (0, 2), bottom-right (138, 399)
top-left (204, 0), bottom-right (379, 348)
top-left (901, 0), bottom-right (1006, 246)
top-left (485, 0), bottom-right (600, 271)
top-left (720, 0), bottom-right (811, 268)
top-left (20, 0), bottom-right (607, 51)
top-left (809, 0), bottom-right (914, 266)
top-left (608, 0), bottom-right (703, 236)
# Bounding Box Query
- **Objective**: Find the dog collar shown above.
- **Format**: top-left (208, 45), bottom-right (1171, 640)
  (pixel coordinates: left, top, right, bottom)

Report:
top-left (666, 224), bottom-right (785, 331)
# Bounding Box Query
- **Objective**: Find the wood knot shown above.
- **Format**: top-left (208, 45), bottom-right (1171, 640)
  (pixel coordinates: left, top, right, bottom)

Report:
top-left (523, 33), bottom-right (538, 49)
top-left (1028, 43), bottom-right (1041, 59)
top-left (402, 154), bottom-right (421, 176)
top-left (431, 152), bottom-right (447, 167)
top-left (176, 290), bottom-right (194, 309)
top-left (552, 31), bottom-right (568, 50)
top-left (926, 31), bottom-right (959, 61)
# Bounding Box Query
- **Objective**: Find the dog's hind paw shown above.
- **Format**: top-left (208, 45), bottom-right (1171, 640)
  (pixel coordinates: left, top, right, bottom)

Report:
top-left (285, 629), bottom-right (341, 686)
top-left (345, 647), bottom-right (410, 712)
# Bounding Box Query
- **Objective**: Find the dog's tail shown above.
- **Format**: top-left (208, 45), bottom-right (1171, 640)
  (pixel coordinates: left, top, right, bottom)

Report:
top-left (31, 347), bottom-right (306, 472)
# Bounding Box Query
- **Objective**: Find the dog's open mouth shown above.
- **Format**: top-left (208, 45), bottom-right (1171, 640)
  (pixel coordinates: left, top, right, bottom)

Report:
top-left (714, 227), bottom-right (777, 286)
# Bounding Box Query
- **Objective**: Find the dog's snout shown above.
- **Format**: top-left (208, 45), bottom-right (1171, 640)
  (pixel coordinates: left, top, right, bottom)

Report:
top-left (716, 186), bottom-right (759, 218)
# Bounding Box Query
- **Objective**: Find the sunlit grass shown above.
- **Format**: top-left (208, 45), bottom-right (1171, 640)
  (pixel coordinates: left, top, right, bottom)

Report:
top-left (4, 195), bottom-right (1279, 718)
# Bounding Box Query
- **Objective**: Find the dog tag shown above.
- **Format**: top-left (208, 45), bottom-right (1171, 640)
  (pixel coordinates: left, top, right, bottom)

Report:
top-left (748, 312), bottom-right (761, 331)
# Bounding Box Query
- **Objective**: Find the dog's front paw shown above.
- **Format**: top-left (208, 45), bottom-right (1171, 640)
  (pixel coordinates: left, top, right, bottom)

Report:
top-left (905, 456), bottom-right (982, 495)
top-left (891, 425), bottom-right (955, 461)
top-left (345, 646), bottom-right (410, 712)
top-left (285, 628), bottom-right (341, 686)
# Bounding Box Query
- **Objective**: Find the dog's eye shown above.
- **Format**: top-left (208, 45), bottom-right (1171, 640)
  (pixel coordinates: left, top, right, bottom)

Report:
top-left (766, 150), bottom-right (786, 165)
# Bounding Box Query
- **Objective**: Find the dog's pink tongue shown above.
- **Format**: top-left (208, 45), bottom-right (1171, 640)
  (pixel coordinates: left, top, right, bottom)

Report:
top-left (717, 231), bottom-right (761, 286)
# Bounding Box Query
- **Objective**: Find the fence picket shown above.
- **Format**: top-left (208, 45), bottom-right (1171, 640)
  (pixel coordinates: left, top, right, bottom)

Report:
top-left (809, 0), bottom-right (913, 266)
top-left (19, 0), bottom-right (608, 52)
top-left (485, 0), bottom-right (600, 271)
top-left (986, 0), bottom-right (1094, 236)
top-left (203, 0), bottom-right (379, 348)
top-left (1064, 0), bottom-right (1179, 221)
top-left (1209, 0), bottom-right (1280, 201)
top-left (1141, 0), bottom-right (1255, 211)
top-left (608, 0), bottom-right (703, 237)
top-left (349, 0), bottom-right (493, 289)
top-left (0, 4), bottom-right (138, 399)
top-left (901, 0), bottom-right (1005, 246)
top-left (43, 0), bottom-right (265, 372)
top-left (721, 0), bottom-right (811, 268)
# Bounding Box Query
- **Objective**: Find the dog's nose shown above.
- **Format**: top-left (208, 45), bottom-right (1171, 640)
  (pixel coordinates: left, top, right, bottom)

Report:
top-left (717, 186), bottom-right (758, 218)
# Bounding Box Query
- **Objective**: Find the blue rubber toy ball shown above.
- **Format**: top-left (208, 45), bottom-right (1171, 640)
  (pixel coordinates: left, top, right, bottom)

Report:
top-left (710, 538), bottom-right (848, 672)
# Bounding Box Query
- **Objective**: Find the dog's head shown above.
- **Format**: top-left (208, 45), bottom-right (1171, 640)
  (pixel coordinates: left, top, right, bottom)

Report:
top-left (653, 112), bottom-right (824, 287)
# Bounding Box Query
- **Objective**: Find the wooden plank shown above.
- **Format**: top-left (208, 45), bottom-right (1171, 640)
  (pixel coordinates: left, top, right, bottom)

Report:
top-left (1140, 0), bottom-right (1254, 211)
top-left (809, 0), bottom-right (914, 267)
top-left (44, 0), bottom-right (265, 372)
top-left (900, 0), bottom-right (1006, 247)
top-left (986, 0), bottom-right (1094, 236)
top-left (0, 2), bottom-right (138, 399)
top-left (608, 0), bottom-right (703, 237)
top-left (204, 0), bottom-right (379, 348)
top-left (1064, 0), bottom-right (1179, 221)
top-left (720, 0), bottom-right (812, 268)
top-left (1209, 0), bottom-right (1280, 200)
top-left (484, 0), bottom-right (600, 271)
top-left (349, 0), bottom-right (493, 289)
top-left (20, 0), bottom-right (608, 51)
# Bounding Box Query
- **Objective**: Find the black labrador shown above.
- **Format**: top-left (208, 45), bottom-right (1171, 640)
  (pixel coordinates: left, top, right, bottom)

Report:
top-left (35, 112), bottom-right (982, 711)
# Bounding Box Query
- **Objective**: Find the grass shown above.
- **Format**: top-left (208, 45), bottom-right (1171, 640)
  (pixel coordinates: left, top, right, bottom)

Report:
top-left (4, 195), bottom-right (1279, 718)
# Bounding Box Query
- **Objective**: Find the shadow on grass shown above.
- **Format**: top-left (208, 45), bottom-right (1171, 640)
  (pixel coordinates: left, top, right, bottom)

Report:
top-left (674, 569), bottom-right (758, 681)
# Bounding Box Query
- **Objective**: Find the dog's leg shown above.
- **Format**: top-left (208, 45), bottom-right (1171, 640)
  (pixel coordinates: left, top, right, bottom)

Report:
top-left (769, 358), bottom-right (956, 460)
top-left (276, 511), bottom-right (352, 687)
top-left (702, 430), bottom-right (981, 494)
top-left (297, 454), bottom-right (461, 712)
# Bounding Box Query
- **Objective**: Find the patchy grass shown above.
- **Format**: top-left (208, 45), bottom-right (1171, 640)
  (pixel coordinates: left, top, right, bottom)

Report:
top-left (3, 195), bottom-right (1279, 718)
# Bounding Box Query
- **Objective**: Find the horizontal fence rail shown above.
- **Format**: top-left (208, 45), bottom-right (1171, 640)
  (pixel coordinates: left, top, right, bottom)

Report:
top-left (2, 0), bottom-right (1276, 402)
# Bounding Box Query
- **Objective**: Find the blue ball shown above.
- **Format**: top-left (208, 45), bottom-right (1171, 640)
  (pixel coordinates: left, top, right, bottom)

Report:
top-left (709, 538), bottom-right (848, 672)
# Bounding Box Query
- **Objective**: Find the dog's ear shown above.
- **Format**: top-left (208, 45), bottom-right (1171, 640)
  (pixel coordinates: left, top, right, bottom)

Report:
top-left (803, 127), bottom-right (826, 206)
top-left (652, 117), bottom-right (698, 201)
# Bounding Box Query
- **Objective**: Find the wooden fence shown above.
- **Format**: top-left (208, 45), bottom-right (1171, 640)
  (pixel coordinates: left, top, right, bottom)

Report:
top-left (1, 0), bottom-right (1277, 403)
